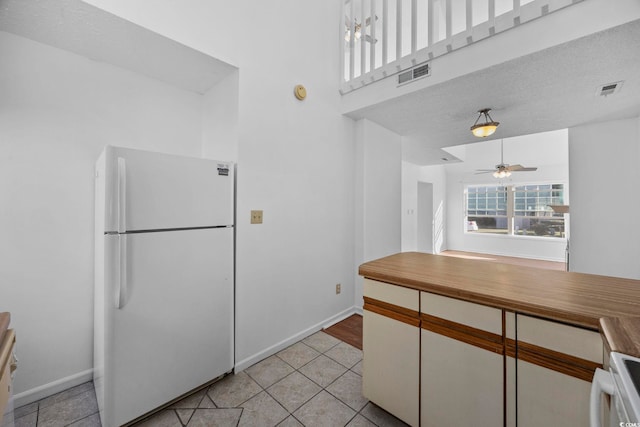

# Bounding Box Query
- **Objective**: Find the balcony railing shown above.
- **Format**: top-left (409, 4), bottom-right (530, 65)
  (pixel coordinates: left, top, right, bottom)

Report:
top-left (340, 0), bottom-right (583, 94)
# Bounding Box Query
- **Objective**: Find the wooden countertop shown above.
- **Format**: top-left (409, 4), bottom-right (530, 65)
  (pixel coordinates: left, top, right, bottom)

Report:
top-left (359, 252), bottom-right (640, 331)
top-left (600, 317), bottom-right (640, 358)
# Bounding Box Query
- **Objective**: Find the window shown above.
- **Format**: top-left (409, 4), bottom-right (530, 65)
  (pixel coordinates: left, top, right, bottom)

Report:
top-left (466, 183), bottom-right (566, 238)
top-left (466, 186), bottom-right (508, 234)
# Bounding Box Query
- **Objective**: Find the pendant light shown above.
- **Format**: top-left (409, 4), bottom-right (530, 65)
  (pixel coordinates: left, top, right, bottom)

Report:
top-left (470, 108), bottom-right (500, 138)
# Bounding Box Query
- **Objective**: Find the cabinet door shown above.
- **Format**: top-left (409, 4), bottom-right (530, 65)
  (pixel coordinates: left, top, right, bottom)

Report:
top-left (363, 279), bottom-right (420, 427)
top-left (0, 330), bottom-right (15, 424)
top-left (516, 315), bottom-right (603, 427)
top-left (505, 312), bottom-right (517, 427)
top-left (421, 293), bottom-right (504, 427)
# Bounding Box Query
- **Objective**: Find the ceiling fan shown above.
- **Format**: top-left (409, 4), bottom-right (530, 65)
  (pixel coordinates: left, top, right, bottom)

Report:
top-left (344, 14), bottom-right (378, 43)
top-left (475, 140), bottom-right (538, 178)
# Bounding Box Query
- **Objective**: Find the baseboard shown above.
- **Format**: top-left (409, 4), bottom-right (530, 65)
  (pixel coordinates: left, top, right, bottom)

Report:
top-left (321, 306), bottom-right (359, 329)
top-left (16, 307), bottom-right (362, 406)
top-left (234, 306), bottom-right (358, 372)
top-left (14, 368), bottom-right (94, 408)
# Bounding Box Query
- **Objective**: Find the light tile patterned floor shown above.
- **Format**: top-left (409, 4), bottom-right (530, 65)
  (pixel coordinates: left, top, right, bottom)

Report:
top-left (12, 332), bottom-right (408, 427)
top-left (11, 382), bottom-right (100, 427)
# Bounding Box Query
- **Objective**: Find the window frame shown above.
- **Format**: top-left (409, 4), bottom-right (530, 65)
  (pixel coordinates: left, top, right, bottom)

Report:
top-left (464, 182), bottom-right (568, 240)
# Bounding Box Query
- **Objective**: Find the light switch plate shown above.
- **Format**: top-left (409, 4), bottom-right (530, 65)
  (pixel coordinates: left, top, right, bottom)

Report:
top-left (251, 210), bottom-right (263, 224)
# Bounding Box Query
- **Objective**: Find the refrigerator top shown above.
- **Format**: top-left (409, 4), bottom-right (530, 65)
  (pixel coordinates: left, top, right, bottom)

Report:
top-left (97, 146), bottom-right (234, 233)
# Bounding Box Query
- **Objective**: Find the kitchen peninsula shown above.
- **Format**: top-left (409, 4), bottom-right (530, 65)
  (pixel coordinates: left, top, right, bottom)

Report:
top-left (359, 252), bottom-right (640, 427)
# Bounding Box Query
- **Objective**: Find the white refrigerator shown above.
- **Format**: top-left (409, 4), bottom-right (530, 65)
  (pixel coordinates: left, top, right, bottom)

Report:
top-left (94, 146), bottom-right (234, 426)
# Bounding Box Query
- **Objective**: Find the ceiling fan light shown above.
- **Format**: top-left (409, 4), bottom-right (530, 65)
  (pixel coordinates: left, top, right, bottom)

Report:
top-left (345, 23), bottom-right (362, 42)
top-left (493, 169), bottom-right (509, 179)
top-left (470, 108), bottom-right (500, 138)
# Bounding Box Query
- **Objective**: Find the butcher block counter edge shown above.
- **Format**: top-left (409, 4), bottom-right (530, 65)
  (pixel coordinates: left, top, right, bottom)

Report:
top-left (359, 252), bottom-right (640, 332)
top-left (599, 317), bottom-right (640, 358)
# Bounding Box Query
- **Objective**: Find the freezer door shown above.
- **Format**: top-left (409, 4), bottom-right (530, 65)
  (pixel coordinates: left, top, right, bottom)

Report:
top-left (102, 146), bottom-right (233, 232)
top-left (104, 228), bottom-right (233, 426)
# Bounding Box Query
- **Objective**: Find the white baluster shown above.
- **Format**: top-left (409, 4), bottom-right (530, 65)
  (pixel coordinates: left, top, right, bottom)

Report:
top-left (382, 0), bottom-right (388, 65)
top-left (396, 0), bottom-right (402, 61)
top-left (370, 0), bottom-right (376, 72)
top-left (411, 0), bottom-right (417, 54)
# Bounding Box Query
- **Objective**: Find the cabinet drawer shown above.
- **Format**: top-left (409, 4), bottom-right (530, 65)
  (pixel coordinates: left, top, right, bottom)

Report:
top-left (363, 279), bottom-right (418, 311)
top-left (517, 315), bottom-right (602, 363)
top-left (421, 292), bottom-right (502, 335)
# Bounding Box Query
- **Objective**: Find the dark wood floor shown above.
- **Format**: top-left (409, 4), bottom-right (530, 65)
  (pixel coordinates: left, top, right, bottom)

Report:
top-left (323, 314), bottom-right (363, 350)
top-left (324, 251), bottom-right (564, 350)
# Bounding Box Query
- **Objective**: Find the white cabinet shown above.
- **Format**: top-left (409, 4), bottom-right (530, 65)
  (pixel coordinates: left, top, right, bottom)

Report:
top-left (421, 292), bottom-right (504, 427)
top-left (505, 311), bottom-right (517, 427)
top-left (515, 315), bottom-right (603, 427)
top-left (361, 279), bottom-right (603, 427)
top-left (0, 329), bottom-right (15, 427)
top-left (363, 279), bottom-right (420, 427)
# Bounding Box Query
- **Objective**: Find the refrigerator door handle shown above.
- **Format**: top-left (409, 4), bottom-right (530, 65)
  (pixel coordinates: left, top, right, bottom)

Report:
top-left (115, 234), bottom-right (128, 309)
top-left (117, 157), bottom-right (126, 233)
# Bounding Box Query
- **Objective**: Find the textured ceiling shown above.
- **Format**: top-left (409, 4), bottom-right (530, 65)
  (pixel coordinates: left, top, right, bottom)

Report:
top-left (0, 0), bottom-right (236, 94)
top-left (346, 19), bottom-right (640, 163)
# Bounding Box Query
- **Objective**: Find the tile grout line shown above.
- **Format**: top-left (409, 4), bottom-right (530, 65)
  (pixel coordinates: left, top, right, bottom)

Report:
top-left (278, 336), bottom-right (371, 426)
top-left (237, 334), bottom-right (366, 426)
top-left (17, 331), bottom-right (396, 427)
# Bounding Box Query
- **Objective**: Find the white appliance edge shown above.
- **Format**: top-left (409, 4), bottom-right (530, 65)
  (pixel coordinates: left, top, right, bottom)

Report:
top-left (94, 146), bottom-right (234, 426)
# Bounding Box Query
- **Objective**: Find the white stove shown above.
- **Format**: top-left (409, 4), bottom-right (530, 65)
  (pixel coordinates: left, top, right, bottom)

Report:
top-left (591, 352), bottom-right (640, 426)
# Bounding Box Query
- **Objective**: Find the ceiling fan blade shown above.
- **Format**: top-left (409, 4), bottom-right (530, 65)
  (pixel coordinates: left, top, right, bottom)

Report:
top-left (508, 164), bottom-right (538, 172)
top-left (364, 15), bottom-right (379, 26)
top-left (345, 15), bottom-right (353, 27)
top-left (363, 34), bottom-right (378, 43)
top-left (474, 170), bottom-right (494, 174)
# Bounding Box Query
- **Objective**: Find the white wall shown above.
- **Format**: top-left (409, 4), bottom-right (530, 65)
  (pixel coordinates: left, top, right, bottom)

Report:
top-left (401, 162), bottom-right (419, 251)
top-left (202, 70), bottom-right (239, 162)
top-left (568, 117), bottom-right (640, 279)
top-left (419, 165), bottom-right (447, 253)
top-left (417, 183), bottom-right (434, 253)
top-left (440, 132), bottom-right (569, 261)
top-left (401, 162), bottom-right (447, 253)
top-left (355, 119), bottom-right (402, 307)
top-left (0, 31), bottom-right (206, 397)
top-left (80, 0), bottom-right (358, 371)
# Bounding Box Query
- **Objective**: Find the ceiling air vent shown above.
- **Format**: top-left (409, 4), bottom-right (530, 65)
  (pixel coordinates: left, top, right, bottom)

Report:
top-left (597, 81), bottom-right (623, 97)
top-left (398, 63), bottom-right (431, 86)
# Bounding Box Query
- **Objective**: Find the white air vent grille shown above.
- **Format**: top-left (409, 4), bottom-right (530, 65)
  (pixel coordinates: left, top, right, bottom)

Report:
top-left (398, 63), bottom-right (430, 86)
top-left (597, 81), bottom-right (623, 97)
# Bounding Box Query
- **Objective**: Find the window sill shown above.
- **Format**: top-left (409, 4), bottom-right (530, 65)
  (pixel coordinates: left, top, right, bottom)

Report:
top-left (464, 232), bottom-right (567, 243)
